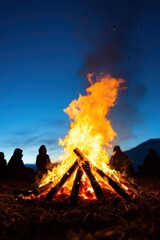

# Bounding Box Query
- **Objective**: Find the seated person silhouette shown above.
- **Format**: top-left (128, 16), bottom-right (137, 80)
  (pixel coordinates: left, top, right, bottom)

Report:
top-left (7, 148), bottom-right (36, 182)
top-left (7, 148), bottom-right (25, 179)
top-left (36, 145), bottom-right (52, 177)
top-left (141, 148), bottom-right (160, 177)
top-left (0, 152), bottom-right (7, 178)
top-left (110, 145), bottom-right (133, 177)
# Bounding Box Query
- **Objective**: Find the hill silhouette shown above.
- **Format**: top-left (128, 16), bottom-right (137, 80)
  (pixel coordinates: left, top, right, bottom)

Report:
top-left (125, 138), bottom-right (160, 171)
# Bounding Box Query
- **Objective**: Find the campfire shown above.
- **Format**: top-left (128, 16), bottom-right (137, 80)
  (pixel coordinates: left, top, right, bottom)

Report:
top-left (20, 74), bottom-right (138, 203)
top-left (45, 148), bottom-right (137, 203)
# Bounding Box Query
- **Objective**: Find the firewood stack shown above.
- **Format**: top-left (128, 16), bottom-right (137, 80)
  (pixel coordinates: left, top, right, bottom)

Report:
top-left (17, 148), bottom-right (138, 203)
top-left (45, 148), bottom-right (134, 203)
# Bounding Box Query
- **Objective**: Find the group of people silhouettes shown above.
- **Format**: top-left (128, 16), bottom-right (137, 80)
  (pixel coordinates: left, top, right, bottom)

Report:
top-left (0, 145), bottom-right (55, 182)
top-left (0, 144), bottom-right (160, 182)
top-left (110, 145), bottom-right (160, 178)
top-left (0, 148), bottom-right (30, 180)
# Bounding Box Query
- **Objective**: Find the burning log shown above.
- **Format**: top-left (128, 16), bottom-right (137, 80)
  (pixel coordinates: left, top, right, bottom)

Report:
top-left (18, 147), bottom-right (135, 203)
top-left (46, 160), bottom-right (78, 201)
top-left (15, 181), bottom-right (54, 199)
top-left (74, 148), bottom-right (131, 201)
top-left (34, 182), bottom-right (54, 196)
top-left (82, 160), bottom-right (106, 202)
top-left (74, 148), bottom-right (106, 203)
top-left (95, 168), bottom-right (131, 201)
top-left (69, 166), bottom-right (83, 204)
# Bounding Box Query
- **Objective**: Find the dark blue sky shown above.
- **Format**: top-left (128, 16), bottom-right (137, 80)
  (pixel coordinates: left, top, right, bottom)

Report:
top-left (0, 0), bottom-right (160, 163)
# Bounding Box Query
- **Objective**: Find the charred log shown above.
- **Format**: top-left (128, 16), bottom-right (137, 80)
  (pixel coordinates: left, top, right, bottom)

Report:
top-left (15, 181), bottom-right (54, 198)
top-left (46, 160), bottom-right (78, 201)
top-left (74, 148), bottom-right (132, 201)
top-left (34, 182), bottom-right (54, 196)
top-left (96, 168), bottom-right (131, 201)
top-left (82, 161), bottom-right (106, 202)
top-left (74, 148), bottom-right (106, 202)
top-left (69, 167), bottom-right (83, 204)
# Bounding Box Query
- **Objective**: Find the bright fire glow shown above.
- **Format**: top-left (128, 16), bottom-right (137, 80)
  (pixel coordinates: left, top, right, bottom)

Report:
top-left (39, 74), bottom-right (127, 199)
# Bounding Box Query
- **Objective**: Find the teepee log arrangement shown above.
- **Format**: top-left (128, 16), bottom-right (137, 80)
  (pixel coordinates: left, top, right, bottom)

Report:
top-left (18, 148), bottom-right (138, 203)
top-left (42, 148), bottom-right (133, 203)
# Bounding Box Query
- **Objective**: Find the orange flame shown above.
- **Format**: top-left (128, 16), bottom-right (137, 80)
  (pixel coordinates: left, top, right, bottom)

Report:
top-left (39, 74), bottom-right (126, 199)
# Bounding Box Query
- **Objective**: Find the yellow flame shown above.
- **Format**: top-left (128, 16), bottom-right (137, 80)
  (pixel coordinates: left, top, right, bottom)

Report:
top-left (40, 74), bottom-right (125, 196)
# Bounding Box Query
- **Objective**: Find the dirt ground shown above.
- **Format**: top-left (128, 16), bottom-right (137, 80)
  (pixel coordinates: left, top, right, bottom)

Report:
top-left (0, 176), bottom-right (160, 240)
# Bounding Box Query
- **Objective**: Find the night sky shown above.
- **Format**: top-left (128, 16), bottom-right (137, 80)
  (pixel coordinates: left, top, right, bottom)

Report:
top-left (0, 0), bottom-right (160, 164)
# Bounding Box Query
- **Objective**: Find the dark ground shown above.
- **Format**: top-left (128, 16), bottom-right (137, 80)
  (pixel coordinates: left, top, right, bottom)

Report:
top-left (0, 176), bottom-right (160, 240)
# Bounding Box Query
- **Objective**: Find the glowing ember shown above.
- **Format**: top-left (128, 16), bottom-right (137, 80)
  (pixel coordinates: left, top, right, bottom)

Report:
top-left (38, 74), bottom-right (128, 200)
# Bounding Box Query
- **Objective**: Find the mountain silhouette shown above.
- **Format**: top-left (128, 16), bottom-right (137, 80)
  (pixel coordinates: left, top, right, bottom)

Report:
top-left (124, 138), bottom-right (160, 171)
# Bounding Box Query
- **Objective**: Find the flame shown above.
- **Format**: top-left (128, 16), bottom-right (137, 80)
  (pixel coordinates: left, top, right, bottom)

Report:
top-left (39, 74), bottom-right (127, 199)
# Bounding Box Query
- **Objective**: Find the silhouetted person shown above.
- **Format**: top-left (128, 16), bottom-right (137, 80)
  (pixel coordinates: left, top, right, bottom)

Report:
top-left (7, 148), bottom-right (36, 182)
top-left (141, 148), bottom-right (160, 177)
top-left (110, 145), bottom-right (134, 177)
top-left (36, 145), bottom-right (52, 177)
top-left (7, 148), bottom-right (25, 179)
top-left (0, 152), bottom-right (7, 178)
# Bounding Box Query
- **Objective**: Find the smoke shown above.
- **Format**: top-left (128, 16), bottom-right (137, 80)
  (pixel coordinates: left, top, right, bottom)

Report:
top-left (79, 0), bottom-right (147, 144)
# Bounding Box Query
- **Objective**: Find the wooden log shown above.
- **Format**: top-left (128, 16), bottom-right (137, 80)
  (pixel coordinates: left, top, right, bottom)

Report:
top-left (46, 160), bottom-right (78, 201)
top-left (15, 181), bottom-right (54, 198)
top-left (118, 178), bottom-right (139, 197)
top-left (95, 168), bottom-right (131, 201)
top-left (32, 182), bottom-right (54, 196)
top-left (69, 166), bottom-right (83, 204)
top-left (74, 148), bottom-right (85, 161)
top-left (74, 148), bottom-right (131, 201)
top-left (74, 148), bottom-right (106, 202)
top-left (81, 161), bottom-right (106, 202)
